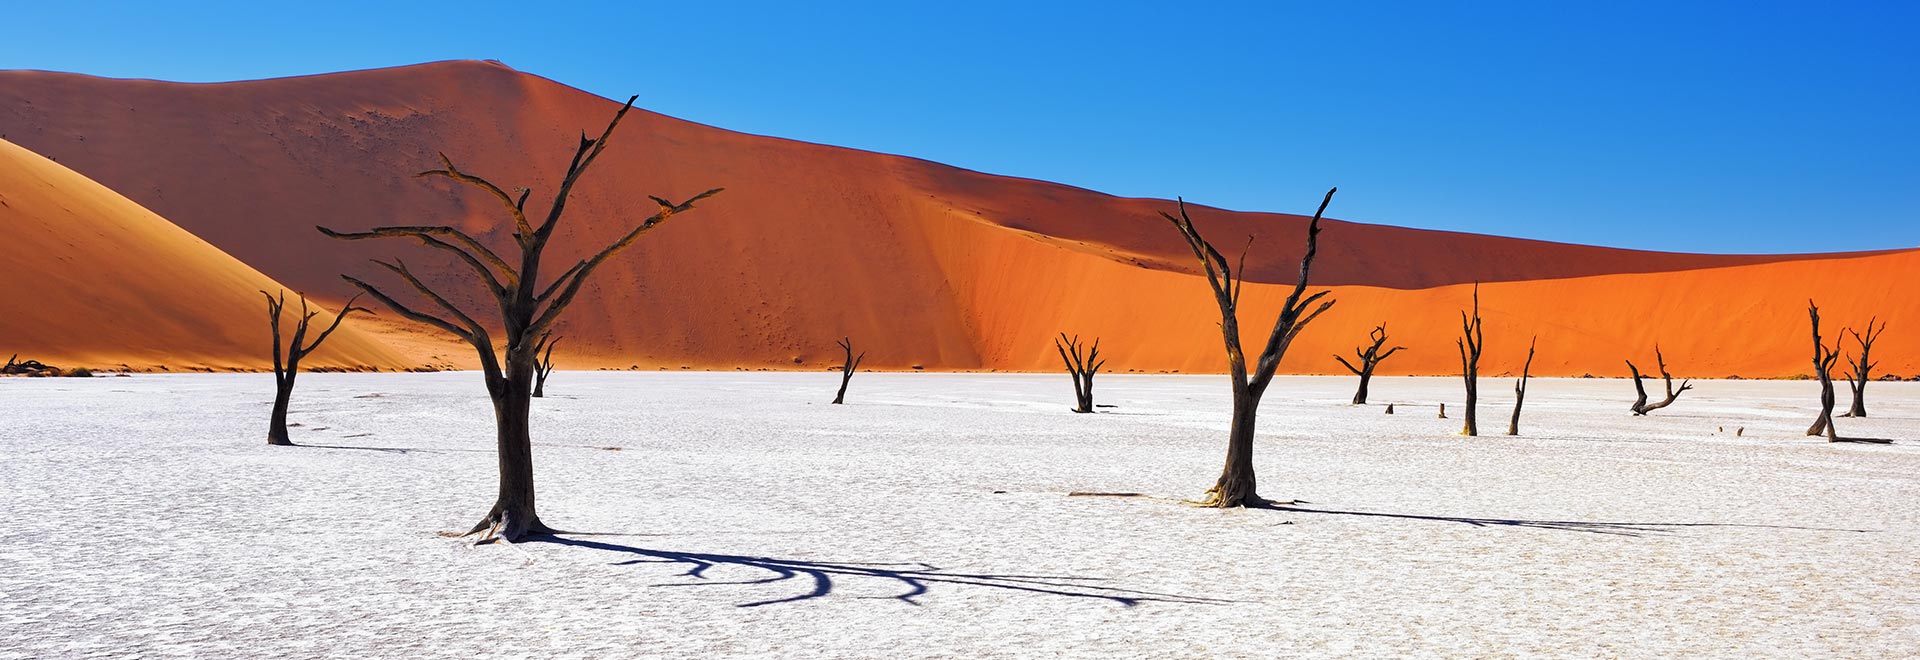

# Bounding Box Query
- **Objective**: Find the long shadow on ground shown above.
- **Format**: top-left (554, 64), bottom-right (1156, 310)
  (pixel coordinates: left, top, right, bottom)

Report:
top-left (1271, 506), bottom-right (1876, 537)
top-left (531, 536), bottom-right (1231, 608)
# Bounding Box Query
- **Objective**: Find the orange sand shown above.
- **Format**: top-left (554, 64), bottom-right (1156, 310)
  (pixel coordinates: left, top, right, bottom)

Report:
top-left (0, 61), bottom-right (1911, 377)
top-left (0, 138), bottom-right (408, 371)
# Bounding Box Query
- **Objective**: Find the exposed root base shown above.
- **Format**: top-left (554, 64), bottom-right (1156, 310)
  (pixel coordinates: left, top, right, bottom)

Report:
top-left (461, 508), bottom-right (562, 544)
top-left (1185, 486), bottom-right (1297, 509)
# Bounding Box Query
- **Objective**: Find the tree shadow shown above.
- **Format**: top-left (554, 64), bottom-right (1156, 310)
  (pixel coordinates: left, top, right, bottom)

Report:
top-left (293, 443), bottom-right (429, 454)
top-left (1270, 505), bottom-right (1875, 537)
top-left (529, 536), bottom-right (1232, 608)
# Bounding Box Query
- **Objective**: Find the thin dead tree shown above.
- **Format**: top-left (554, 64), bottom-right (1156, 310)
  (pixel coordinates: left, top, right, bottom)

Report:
top-left (263, 290), bottom-right (369, 446)
top-left (832, 337), bottom-right (864, 404)
top-left (1457, 283), bottom-right (1483, 436)
top-left (1054, 333), bottom-right (1105, 413)
top-left (1840, 318), bottom-right (1886, 418)
top-left (532, 332), bottom-right (559, 398)
top-left (1163, 188), bottom-right (1338, 508)
top-left (1508, 335), bottom-right (1536, 436)
top-left (320, 96), bottom-right (722, 543)
top-left (1627, 345), bottom-right (1693, 415)
top-left (1807, 302), bottom-right (1843, 439)
top-left (1332, 323), bottom-right (1404, 405)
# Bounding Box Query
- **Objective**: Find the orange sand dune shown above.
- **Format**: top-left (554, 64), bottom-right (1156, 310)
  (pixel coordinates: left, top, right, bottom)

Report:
top-left (0, 138), bottom-right (408, 371)
top-left (934, 210), bottom-right (1920, 378)
top-left (0, 61), bottom-right (1910, 376)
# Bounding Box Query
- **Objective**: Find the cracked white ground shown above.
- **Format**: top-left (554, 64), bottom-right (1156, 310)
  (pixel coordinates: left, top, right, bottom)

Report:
top-left (3, 372), bottom-right (1916, 658)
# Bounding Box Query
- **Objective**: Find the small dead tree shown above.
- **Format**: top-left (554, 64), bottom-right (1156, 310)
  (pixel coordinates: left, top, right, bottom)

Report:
top-left (532, 332), bottom-right (559, 398)
top-left (1333, 323), bottom-right (1404, 405)
top-left (832, 337), bottom-right (864, 404)
top-left (1163, 188), bottom-right (1338, 508)
top-left (320, 96), bottom-right (722, 543)
top-left (1457, 283), bottom-right (1483, 436)
top-left (263, 290), bottom-right (369, 446)
top-left (1807, 302), bottom-right (1843, 439)
top-left (1054, 333), bottom-right (1105, 413)
top-left (1508, 335), bottom-right (1536, 436)
top-left (1841, 319), bottom-right (1886, 418)
top-left (1627, 345), bottom-right (1692, 415)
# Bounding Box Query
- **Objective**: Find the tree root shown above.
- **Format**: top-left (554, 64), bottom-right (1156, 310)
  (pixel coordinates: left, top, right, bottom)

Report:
top-left (1185, 485), bottom-right (1297, 509)
top-left (461, 507), bottom-right (561, 544)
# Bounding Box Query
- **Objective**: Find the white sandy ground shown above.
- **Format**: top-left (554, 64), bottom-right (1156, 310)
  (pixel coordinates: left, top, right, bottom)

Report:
top-left (1, 372), bottom-right (1916, 659)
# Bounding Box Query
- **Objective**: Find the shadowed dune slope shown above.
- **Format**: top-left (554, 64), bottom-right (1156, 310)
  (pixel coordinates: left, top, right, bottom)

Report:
top-left (0, 138), bottom-right (407, 371)
top-left (0, 61), bottom-right (1911, 376)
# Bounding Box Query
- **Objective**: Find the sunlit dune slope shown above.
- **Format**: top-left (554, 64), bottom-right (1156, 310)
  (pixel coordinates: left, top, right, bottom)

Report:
top-left (932, 212), bottom-right (1920, 378)
top-left (0, 138), bottom-right (408, 371)
top-left (0, 61), bottom-right (1910, 376)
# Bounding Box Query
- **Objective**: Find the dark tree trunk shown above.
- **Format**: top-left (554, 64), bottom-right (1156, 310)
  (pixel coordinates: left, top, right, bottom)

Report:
top-left (1805, 301), bottom-right (1843, 440)
top-left (1457, 284), bottom-right (1483, 436)
top-left (832, 337), bottom-right (864, 405)
top-left (1844, 378), bottom-right (1865, 418)
top-left (1208, 393), bottom-right (1261, 508)
top-left (532, 332), bottom-right (558, 398)
top-left (1627, 361), bottom-right (1650, 415)
top-left (268, 374), bottom-right (295, 446)
top-left (1508, 336), bottom-right (1536, 436)
top-left (471, 355), bottom-right (553, 540)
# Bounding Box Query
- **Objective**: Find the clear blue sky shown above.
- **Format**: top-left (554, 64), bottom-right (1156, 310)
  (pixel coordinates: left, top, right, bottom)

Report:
top-left (5, 1), bottom-right (1915, 253)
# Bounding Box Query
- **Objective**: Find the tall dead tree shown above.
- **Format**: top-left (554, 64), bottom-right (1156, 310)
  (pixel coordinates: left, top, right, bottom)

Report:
top-left (1457, 283), bottom-right (1483, 436)
top-left (532, 332), bottom-right (559, 398)
top-left (1840, 318), bottom-right (1886, 418)
top-left (1627, 345), bottom-right (1692, 415)
top-left (1332, 323), bottom-right (1403, 405)
top-left (1806, 302), bottom-right (1843, 439)
top-left (1054, 333), bottom-right (1105, 413)
top-left (320, 96), bottom-right (722, 543)
top-left (832, 337), bottom-right (864, 404)
top-left (1508, 335), bottom-right (1536, 436)
top-left (1163, 188), bottom-right (1338, 508)
top-left (263, 291), bottom-right (369, 446)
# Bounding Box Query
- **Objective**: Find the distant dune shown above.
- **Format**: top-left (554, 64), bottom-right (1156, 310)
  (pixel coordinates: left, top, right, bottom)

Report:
top-left (0, 138), bottom-right (407, 371)
top-left (0, 61), bottom-right (1912, 376)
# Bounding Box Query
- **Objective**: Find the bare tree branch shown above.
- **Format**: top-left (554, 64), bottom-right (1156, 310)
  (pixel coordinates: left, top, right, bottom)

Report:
top-left (317, 225), bottom-right (518, 295)
top-left (416, 152), bottom-right (534, 241)
top-left (529, 188), bottom-right (724, 335)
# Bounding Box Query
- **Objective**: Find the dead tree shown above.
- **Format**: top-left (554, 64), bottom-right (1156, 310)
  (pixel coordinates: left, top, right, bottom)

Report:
top-left (3, 355), bottom-right (63, 377)
top-left (1508, 335), bottom-right (1536, 436)
top-left (1163, 188), bottom-right (1338, 508)
top-left (320, 96), bottom-right (722, 543)
top-left (532, 332), bottom-right (559, 398)
top-left (1806, 302), bottom-right (1843, 439)
top-left (1054, 333), bottom-right (1105, 413)
top-left (1457, 283), bottom-right (1483, 436)
top-left (1626, 345), bottom-right (1692, 415)
top-left (1841, 318), bottom-right (1886, 417)
top-left (263, 290), bottom-right (369, 446)
top-left (832, 337), bottom-right (864, 404)
top-left (1332, 323), bottom-right (1403, 405)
